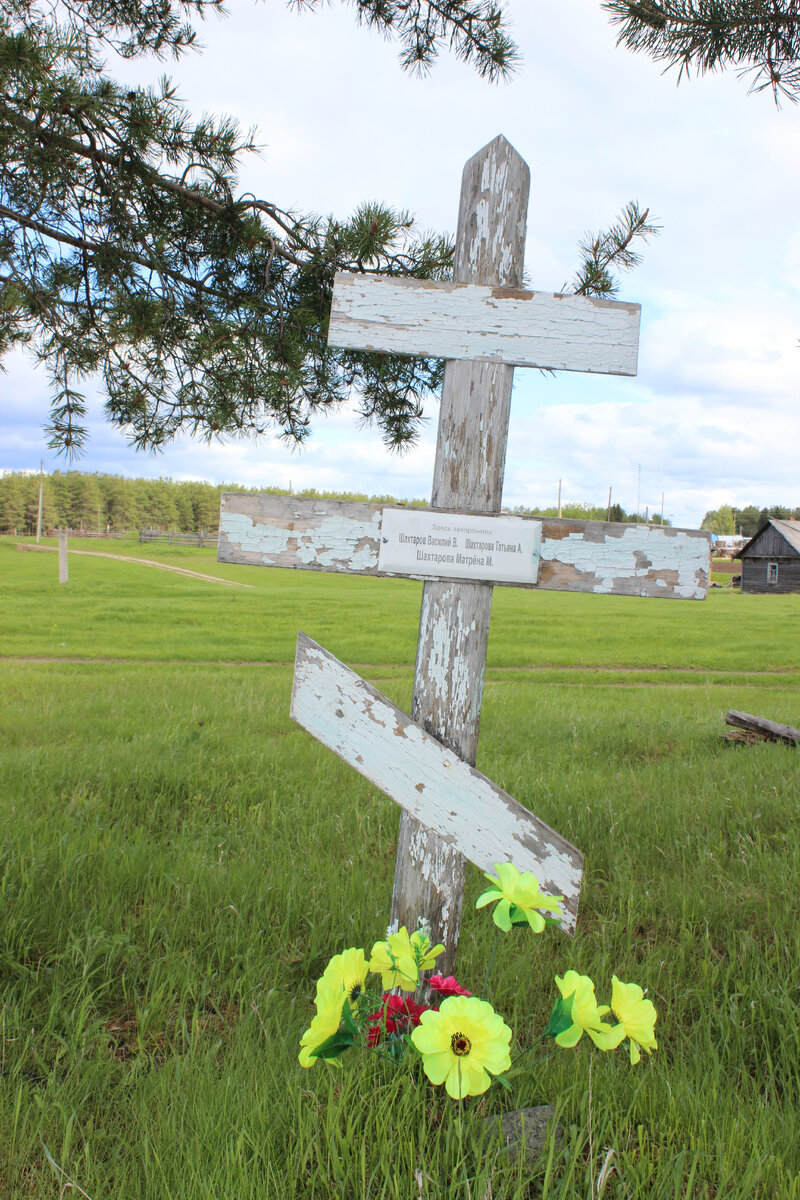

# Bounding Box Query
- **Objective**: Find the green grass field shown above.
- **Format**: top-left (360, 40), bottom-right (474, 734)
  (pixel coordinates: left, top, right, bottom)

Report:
top-left (1, 535), bottom-right (799, 1199)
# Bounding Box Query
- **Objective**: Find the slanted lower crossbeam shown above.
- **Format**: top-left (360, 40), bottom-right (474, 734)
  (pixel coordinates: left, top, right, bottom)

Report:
top-left (291, 633), bottom-right (583, 934)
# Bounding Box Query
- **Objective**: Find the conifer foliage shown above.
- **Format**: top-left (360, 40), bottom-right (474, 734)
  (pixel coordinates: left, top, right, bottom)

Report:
top-left (291, 0), bottom-right (520, 80)
top-left (605, 1), bottom-right (800, 102)
top-left (0, 1), bottom-right (655, 459)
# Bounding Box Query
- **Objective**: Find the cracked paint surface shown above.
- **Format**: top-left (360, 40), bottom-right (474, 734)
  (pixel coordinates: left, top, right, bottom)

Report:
top-left (415, 588), bottom-right (484, 737)
top-left (219, 495), bottom-right (709, 600)
top-left (290, 633), bottom-right (582, 934)
top-left (220, 508), bottom-right (380, 571)
top-left (328, 272), bottom-right (640, 376)
top-left (540, 525), bottom-right (709, 599)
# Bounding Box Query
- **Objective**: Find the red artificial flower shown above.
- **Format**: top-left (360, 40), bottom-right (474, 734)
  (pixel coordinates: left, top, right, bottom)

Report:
top-left (429, 974), bottom-right (472, 999)
top-left (367, 993), bottom-right (428, 1046)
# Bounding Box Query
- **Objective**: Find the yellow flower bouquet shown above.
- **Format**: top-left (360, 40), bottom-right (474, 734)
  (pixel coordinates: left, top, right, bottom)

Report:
top-left (298, 861), bottom-right (657, 1102)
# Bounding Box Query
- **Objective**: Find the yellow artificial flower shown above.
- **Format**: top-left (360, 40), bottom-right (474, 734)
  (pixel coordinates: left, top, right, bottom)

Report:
top-left (475, 862), bottom-right (563, 933)
top-left (316, 947), bottom-right (370, 1010)
top-left (298, 989), bottom-right (345, 1068)
top-left (411, 995), bottom-right (512, 1099)
top-left (611, 976), bottom-right (658, 1065)
top-left (552, 971), bottom-right (625, 1052)
top-left (369, 927), bottom-right (419, 992)
top-left (409, 928), bottom-right (445, 971)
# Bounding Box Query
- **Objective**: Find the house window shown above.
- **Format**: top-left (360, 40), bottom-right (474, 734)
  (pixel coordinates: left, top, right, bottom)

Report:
top-left (767, 562), bottom-right (779, 584)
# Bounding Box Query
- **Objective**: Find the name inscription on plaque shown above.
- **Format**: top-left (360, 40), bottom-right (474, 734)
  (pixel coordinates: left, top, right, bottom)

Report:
top-left (378, 508), bottom-right (542, 585)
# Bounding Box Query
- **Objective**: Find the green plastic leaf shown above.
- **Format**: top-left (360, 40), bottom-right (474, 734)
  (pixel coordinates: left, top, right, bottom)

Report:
top-left (475, 887), bottom-right (502, 909)
top-left (340, 997), bottom-right (359, 1037)
top-left (308, 1029), bottom-right (358, 1060)
top-left (544, 995), bottom-right (574, 1040)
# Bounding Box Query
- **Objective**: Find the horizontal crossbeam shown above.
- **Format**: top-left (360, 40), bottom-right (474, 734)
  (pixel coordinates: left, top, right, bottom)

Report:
top-left (290, 633), bottom-right (583, 934)
top-left (328, 272), bottom-right (641, 376)
top-left (218, 494), bottom-right (711, 600)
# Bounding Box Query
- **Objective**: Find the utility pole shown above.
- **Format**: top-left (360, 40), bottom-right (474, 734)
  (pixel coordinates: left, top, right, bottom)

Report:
top-left (606, 486), bottom-right (612, 523)
top-left (636, 463), bottom-right (641, 520)
top-left (557, 479), bottom-right (562, 518)
top-left (660, 492), bottom-right (665, 525)
top-left (36, 460), bottom-right (44, 543)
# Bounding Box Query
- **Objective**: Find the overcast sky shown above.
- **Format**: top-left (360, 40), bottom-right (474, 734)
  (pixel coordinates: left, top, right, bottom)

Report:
top-left (2, 0), bottom-right (798, 527)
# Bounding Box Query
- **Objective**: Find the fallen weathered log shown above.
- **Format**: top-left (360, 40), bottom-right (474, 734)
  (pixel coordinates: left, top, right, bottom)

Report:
top-left (725, 710), bottom-right (800, 746)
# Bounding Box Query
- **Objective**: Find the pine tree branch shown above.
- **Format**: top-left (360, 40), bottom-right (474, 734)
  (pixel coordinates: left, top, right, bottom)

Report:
top-left (0, 98), bottom-right (308, 265)
top-left (604, 1), bottom-right (800, 102)
top-left (567, 203), bottom-right (660, 299)
top-left (291, 0), bottom-right (519, 79)
top-left (0, 199), bottom-right (241, 300)
top-left (0, 0), bottom-right (651, 461)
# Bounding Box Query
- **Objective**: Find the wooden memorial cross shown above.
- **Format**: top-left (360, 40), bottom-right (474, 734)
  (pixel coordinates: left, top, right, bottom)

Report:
top-left (219, 137), bottom-right (710, 972)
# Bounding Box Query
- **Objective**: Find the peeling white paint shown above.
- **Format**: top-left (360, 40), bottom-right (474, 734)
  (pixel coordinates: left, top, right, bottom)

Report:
top-left (219, 494), bottom-right (709, 600)
top-left (408, 822), bottom-right (455, 929)
top-left (221, 511), bottom-right (290, 556)
top-left (220, 504), bottom-right (380, 571)
top-left (540, 525), bottom-right (708, 599)
top-left (420, 590), bottom-right (483, 731)
top-left (291, 633), bottom-right (582, 933)
top-left (296, 514), bottom-right (380, 569)
top-left (328, 272), bottom-right (640, 377)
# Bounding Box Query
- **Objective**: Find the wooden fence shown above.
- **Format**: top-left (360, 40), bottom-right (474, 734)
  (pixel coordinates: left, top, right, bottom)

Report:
top-left (138, 530), bottom-right (218, 546)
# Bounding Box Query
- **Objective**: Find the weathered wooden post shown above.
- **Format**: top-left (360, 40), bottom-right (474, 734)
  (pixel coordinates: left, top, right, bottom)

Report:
top-left (58, 531), bottom-right (68, 584)
top-left (388, 137), bottom-right (529, 971)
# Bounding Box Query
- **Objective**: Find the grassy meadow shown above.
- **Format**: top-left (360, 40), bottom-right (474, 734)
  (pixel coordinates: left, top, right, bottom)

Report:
top-left (1, 534), bottom-right (799, 1199)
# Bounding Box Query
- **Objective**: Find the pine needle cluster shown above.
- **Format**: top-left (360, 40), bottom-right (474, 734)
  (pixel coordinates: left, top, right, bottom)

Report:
top-left (292, 0), bottom-right (520, 80)
top-left (570, 202), bottom-right (660, 299)
top-left (0, 1), bottom-right (655, 458)
top-left (605, 0), bottom-right (800, 102)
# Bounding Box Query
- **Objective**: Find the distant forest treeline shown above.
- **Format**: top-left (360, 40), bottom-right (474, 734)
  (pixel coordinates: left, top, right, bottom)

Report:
top-left (0, 469), bottom-right (675, 535)
top-left (0, 471), bottom-right (427, 534)
top-left (511, 502), bottom-right (670, 525)
top-left (0, 470), bottom-right (243, 534)
top-left (701, 504), bottom-right (800, 537)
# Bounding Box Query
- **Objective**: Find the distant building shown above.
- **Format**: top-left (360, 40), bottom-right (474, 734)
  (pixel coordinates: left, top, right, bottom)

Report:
top-left (711, 534), bottom-right (747, 559)
top-left (735, 519), bottom-right (800, 594)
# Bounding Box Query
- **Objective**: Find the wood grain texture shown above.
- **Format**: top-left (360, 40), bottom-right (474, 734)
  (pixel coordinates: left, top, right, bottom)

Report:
top-left (725, 710), bottom-right (800, 746)
top-left (390, 136), bottom-right (531, 969)
top-left (218, 494), bottom-right (711, 600)
top-left (290, 633), bottom-right (582, 933)
top-left (328, 273), bottom-right (641, 377)
top-left (219, 493), bottom-right (381, 573)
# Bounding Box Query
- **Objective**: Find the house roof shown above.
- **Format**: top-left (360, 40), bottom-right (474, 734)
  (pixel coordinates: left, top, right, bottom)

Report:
top-left (772, 519), bottom-right (800, 553)
top-left (735, 518), bottom-right (800, 558)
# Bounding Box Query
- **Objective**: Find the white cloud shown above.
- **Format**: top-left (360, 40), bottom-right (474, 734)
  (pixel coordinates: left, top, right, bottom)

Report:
top-left (504, 387), bottom-right (800, 525)
top-left (640, 292), bottom-right (799, 403)
top-left (2, 0), bottom-right (798, 529)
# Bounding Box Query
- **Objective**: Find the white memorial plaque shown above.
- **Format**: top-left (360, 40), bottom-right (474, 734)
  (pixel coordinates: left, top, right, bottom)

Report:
top-left (378, 508), bottom-right (541, 585)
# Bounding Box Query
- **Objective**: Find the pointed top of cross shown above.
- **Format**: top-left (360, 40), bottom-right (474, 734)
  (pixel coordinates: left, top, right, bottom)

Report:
top-left (453, 135), bottom-right (530, 288)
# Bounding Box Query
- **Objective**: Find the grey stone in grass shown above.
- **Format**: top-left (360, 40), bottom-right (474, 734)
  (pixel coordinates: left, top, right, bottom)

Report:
top-left (476, 1105), bottom-right (563, 1165)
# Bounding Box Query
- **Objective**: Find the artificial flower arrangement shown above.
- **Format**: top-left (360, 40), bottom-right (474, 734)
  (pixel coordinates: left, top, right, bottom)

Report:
top-left (298, 862), bottom-right (658, 1101)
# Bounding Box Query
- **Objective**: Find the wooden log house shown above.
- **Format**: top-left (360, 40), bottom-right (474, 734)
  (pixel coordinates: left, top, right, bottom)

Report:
top-left (735, 519), bottom-right (800, 594)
